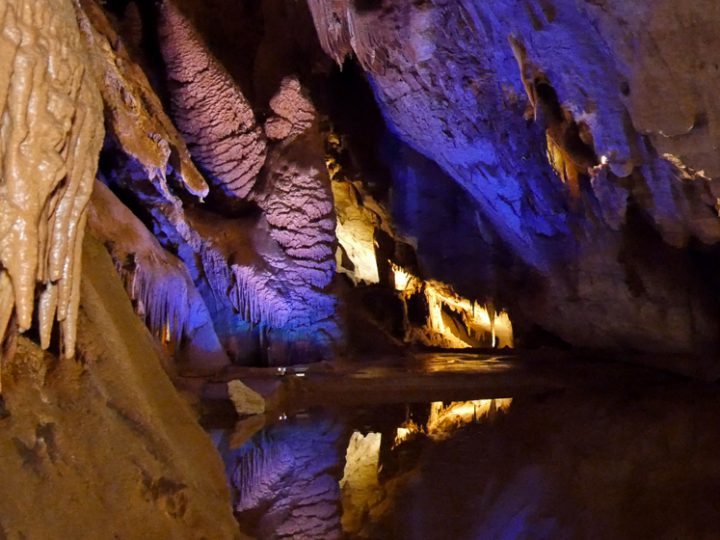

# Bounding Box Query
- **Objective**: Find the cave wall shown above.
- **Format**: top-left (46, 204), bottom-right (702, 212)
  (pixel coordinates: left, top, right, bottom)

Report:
top-left (306, 0), bottom-right (720, 358)
top-left (0, 235), bottom-right (241, 539)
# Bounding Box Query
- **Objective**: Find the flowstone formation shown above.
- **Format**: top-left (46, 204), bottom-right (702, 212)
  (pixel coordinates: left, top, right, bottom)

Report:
top-left (0, 0), bottom-right (104, 368)
top-left (76, 0), bottom-right (341, 365)
top-left (307, 0), bottom-right (720, 367)
top-left (153, 1), bottom-right (339, 363)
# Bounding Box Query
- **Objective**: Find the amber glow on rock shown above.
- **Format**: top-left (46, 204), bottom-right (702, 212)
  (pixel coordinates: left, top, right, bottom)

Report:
top-left (333, 179), bottom-right (381, 285)
top-left (393, 419), bottom-right (422, 448)
top-left (427, 399), bottom-right (513, 440)
top-left (392, 265), bottom-right (514, 349)
top-left (340, 431), bottom-right (383, 534)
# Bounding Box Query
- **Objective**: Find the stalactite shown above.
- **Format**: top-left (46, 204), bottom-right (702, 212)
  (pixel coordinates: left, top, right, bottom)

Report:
top-left (87, 181), bottom-right (230, 359)
top-left (0, 0), bottom-right (104, 360)
top-left (76, 0), bottom-right (209, 200)
top-left (157, 0), bottom-right (267, 199)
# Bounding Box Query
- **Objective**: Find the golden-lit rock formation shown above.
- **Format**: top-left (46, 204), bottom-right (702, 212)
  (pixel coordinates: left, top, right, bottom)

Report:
top-left (393, 269), bottom-right (514, 349)
top-left (0, 0), bottom-right (104, 368)
top-left (76, 0), bottom-right (209, 199)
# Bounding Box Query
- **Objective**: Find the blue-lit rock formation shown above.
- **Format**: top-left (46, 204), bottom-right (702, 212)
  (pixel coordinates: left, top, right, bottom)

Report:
top-left (307, 0), bottom-right (720, 360)
top-left (82, 0), bottom-right (340, 365)
top-left (215, 417), bottom-right (345, 539)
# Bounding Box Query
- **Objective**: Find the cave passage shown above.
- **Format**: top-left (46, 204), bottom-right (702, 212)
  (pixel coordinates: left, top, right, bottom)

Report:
top-left (1, 0), bottom-right (720, 538)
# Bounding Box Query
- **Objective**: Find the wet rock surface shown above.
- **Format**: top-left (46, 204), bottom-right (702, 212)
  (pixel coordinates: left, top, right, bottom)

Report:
top-left (306, 0), bottom-right (720, 362)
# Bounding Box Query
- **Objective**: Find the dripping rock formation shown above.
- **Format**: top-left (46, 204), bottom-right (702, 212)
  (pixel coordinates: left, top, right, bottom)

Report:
top-left (2, 0), bottom-right (720, 536)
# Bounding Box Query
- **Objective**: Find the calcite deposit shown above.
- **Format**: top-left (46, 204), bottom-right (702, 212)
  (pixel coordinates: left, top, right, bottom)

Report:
top-left (0, 0), bottom-right (104, 363)
top-left (307, 0), bottom-right (720, 359)
top-left (158, 0), bottom-right (266, 199)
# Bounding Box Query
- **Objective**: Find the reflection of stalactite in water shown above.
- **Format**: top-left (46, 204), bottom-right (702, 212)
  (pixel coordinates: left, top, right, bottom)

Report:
top-left (427, 398), bottom-right (513, 440)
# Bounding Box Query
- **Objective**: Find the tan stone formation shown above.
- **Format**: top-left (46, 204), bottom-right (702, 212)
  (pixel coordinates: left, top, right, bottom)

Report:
top-left (75, 0), bottom-right (209, 199)
top-left (0, 235), bottom-right (243, 539)
top-left (157, 0), bottom-right (267, 200)
top-left (0, 0), bottom-right (104, 366)
top-left (227, 379), bottom-right (265, 416)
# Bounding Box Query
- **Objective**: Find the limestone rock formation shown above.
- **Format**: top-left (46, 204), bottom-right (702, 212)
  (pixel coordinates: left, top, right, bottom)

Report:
top-left (0, 235), bottom-right (242, 538)
top-left (219, 416), bottom-right (345, 539)
top-left (88, 181), bottom-right (229, 371)
top-left (307, 0), bottom-right (720, 359)
top-left (76, 0), bottom-right (208, 199)
top-left (84, 1), bottom-right (339, 365)
top-left (253, 77), bottom-right (339, 363)
top-left (0, 0), bottom-right (104, 365)
top-left (157, 0), bottom-right (267, 199)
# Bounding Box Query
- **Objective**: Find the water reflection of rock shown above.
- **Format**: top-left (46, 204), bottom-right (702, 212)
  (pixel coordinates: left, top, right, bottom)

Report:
top-left (216, 415), bottom-right (346, 539)
top-left (213, 398), bottom-right (515, 539)
top-left (374, 387), bottom-right (720, 540)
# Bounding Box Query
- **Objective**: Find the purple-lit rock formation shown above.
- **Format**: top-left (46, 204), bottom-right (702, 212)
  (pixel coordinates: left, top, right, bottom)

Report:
top-left (88, 181), bottom-right (229, 371)
top-left (307, 0), bottom-right (720, 361)
top-left (157, 0), bottom-right (267, 200)
top-left (76, 0), bottom-right (341, 365)
top-left (217, 417), bottom-right (345, 539)
top-left (253, 77), bottom-right (339, 363)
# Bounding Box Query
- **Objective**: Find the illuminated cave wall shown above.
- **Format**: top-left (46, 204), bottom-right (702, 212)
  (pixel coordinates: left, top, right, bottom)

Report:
top-left (4, 0), bottom-right (720, 370)
top-left (307, 0), bottom-right (720, 361)
top-left (328, 130), bottom-right (514, 350)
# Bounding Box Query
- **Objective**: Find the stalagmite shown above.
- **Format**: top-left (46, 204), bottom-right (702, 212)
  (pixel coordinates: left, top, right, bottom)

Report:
top-left (254, 77), bottom-right (340, 360)
top-left (0, 0), bottom-right (104, 360)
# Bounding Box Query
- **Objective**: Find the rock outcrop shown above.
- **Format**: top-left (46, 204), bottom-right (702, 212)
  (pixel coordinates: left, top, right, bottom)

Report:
top-left (254, 77), bottom-right (339, 363)
top-left (306, 0), bottom-right (720, 360)
top-left (0, 235), bottom-right (242, 538)
top-left (88, 180), bottom-right (229, 371)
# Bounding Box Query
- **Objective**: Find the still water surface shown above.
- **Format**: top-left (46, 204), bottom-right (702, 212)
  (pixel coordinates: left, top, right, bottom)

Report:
top-left (208, 354), bottom-right (720, 540)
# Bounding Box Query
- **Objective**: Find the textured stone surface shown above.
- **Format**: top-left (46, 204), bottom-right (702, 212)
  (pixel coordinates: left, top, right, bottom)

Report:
top-left (0, 0), bottom-right (104, 360)
top-left (88, 181), bottom-right (229, 371)
top-left (307, 0), bottom-right (720, 356)
top-left (253, 77), bottom-right (339, 363)
top-left (0, 236), bottom-right (242, 539)
top-left (158, 0), bottom-right (267, 200)
top-left (217, 416), bottom-right (344, 539)
top-left (228, 379), bottom-right (265, 416)
top-left (76, 0), bottom-right (209, 200)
